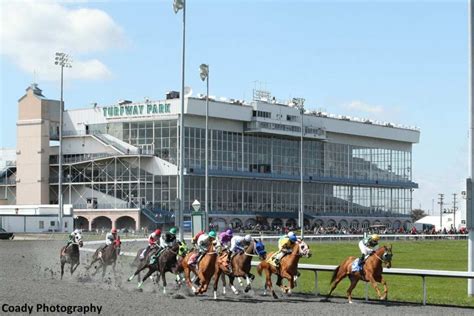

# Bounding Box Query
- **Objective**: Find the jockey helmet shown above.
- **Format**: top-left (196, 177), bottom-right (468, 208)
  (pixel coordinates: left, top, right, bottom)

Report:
top-left (288, 231), bottom-right (296, 239)
top-left (73, 229), bottom-right (81, 234)
top-left (289, 234), bottom-right (297, 242)
top-left (225, 229), bottom-right (233, 237)
top-left (208, 231), bottom-right (217, 238)
top-left (169, 227), bottom-right (177, 235)
top-left (154, 229), bottom-right (162, 235)
top-left (111, 228), bottom-right (118, 233)
top-left (371, 234), bottom-right (380, 242)
top-left (244, 234), bottom-right (252, 243)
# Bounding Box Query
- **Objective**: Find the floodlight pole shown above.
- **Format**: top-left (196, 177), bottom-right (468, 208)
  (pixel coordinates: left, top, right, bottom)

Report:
top-left (54, 52), bottom-right (72, 233)
top-left (468, 0), bottom-right (474, 297)
top-left (174, 0), bottom-right (186, 241)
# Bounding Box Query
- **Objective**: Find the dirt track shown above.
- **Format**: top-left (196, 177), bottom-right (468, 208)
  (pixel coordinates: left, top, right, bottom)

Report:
top-left (0, 240), bottom-right (472, 315)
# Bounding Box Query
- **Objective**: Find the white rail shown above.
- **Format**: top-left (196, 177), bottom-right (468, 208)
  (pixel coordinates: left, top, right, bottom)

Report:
top-left (80, 242), bottom-right (474, 306)
top-left (249, 262), bottom-right (474, 305)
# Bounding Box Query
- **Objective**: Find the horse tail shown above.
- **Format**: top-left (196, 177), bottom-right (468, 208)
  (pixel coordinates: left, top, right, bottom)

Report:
top-left (330, 265), bottom-right (340, 285)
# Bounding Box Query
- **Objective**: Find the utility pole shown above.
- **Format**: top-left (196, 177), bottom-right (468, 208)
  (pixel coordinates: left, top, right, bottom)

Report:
top-left (438, 193), bottom-right (444, 232)
top-left (453, 193), bottom-right (458, 231)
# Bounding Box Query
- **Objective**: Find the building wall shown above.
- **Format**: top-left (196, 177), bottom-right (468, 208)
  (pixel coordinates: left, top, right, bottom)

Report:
top-left (0, 215), bottom-right (73, 233)
top-left (16, 86), bottom-right (59, 204)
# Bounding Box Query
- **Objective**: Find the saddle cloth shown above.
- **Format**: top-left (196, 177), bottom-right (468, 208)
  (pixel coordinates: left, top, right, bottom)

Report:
top-left (351, 258), bottom-right (362, 272)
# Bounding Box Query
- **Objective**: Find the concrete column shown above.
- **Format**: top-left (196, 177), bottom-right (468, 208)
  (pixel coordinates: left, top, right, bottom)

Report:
top-left (136, 212), bottom-right (141, 231)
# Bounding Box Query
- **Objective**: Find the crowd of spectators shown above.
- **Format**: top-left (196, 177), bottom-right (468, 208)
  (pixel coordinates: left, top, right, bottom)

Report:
top-left (213, 222), bottom-right (470, 236)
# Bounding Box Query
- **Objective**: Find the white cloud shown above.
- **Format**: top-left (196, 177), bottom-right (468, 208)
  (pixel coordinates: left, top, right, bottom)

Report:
top-left (345, 100), bottom-right (383, 114)
top-left (0, 0), bottom-right (126, 81)
top-left (337, 100), bottom-right (403, 124)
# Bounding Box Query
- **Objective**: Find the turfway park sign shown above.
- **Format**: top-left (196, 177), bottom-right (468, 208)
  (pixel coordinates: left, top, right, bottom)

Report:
top-left (102, 103), bottom-right (171, 118)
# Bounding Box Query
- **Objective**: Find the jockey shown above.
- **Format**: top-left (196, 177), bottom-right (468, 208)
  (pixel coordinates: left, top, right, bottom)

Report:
top-left (160, 227), bottom-right (178, 248)
top-left (191, 230), bottom-right (205, 248)
top-left (106, 228), bottom-right (118, 247)
top-left (98, 228), bottom-right (118, 257)
top-left (218, 229), bottom-right (233, 251)
top-left (66, 229), bottom-right (81, 247)
top-left (358, 234), bottom-right (380, 266)
top-left (139, 228), bottom-right (161, 259)
top-left (230, 234), bottom-right (252, 255)
top-left (273, 231), bottom-right (297, 267)
top-left (191, 230), bottom-right (217, 267)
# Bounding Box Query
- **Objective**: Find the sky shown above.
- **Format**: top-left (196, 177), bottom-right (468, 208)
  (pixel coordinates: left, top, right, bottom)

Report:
top-left (0, 0), bottom-right (470, 215)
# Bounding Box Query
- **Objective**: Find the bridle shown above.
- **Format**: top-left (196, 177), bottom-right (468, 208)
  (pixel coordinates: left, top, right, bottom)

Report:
top-left (373, 247), bottom-right (392, 264)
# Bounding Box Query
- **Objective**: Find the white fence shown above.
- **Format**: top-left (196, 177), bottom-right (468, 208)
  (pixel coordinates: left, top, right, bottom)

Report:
top-left (81, 236), bottom-right (474, 306)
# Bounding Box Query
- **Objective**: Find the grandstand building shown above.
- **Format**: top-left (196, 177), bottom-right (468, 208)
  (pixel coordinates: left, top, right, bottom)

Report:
top-left (0, 83), bottom-right (419, 232)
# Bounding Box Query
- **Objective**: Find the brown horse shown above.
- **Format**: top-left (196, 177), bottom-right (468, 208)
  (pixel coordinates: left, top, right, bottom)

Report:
top-left (212, 239), bottom-right (267, 299)
top-left (87, 239), bottom-right (121, 278)
top-left (326, 245), bottom-right (393, 304)
top-left (257, 239), bottom-right (311, 299)
top-left (181, 242), bottom-right (217, 295)
top-left (60, 232), bottom-right (83, 280)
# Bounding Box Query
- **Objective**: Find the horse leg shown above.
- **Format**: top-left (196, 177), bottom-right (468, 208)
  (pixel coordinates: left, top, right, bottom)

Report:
top-left (220, 273), bottom-right (227, 295)
top-left (367, 276), bottom-right (383, 298)
top-left (229, 275), bottom-right (239, 295)
top-left (138, 267), bottom-right (155, 289)
top-left (184, 266), bottom-right (196, 293)
top-left (280, 271), bottom-right (293, 295)
top-left (237, 277), bottom-right (244, 287)
top-left (71, 261), bottom-right (80, 274)
top-left (91, 261), bottom-right (103, 277)
top-left (244, 274), bottom-right (252, 293)
top-left (87, 256), bottom-right (100, 271)
top-left (380, 277), bottom-right (388, 300)
top-left (60, 259), bottom-right (65, 280)
top-left (326, 268), bottom-right (347, 300)
top-left (346, 276), bottom-right (360, 304)
top-left (213, 269), bottom-right (222, 300)
top-left (161, 270), bottom-right (167, 294)
top-left (128, 263), bottom-right (146, 282)
top-left (101, 265), bottom-right (107, 279)
top-left (264, 268), bottom-right (277, 299)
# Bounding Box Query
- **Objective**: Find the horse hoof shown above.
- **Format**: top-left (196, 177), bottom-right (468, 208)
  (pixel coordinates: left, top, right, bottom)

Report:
top-left (272, 294), bottom-right (278, 300)
top-left (348, 300), bottom-right (353, 304)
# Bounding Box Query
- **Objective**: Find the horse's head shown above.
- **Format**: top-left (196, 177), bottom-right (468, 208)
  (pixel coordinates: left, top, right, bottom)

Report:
top-left (74, 232), bottom-right (83, 247)
top-left (381, 245), bottom-right (393, 268)
top-left (254, 239), bottom-right (267, 260)
top-left (297, 239), bottom-right (311, 258)
top-left (178, 240), bottom-right (189, 257)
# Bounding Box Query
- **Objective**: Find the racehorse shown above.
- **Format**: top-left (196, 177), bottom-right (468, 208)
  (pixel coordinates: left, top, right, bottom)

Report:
top-left (212, 239), bottom-right (266, 299)
top-left (128, 241), bottom-right (187, 293)
top-left (257, 239), bottom-right (311, 299)
top-left (87, 238), bottom-right (121, 278)
top-left (325, 245), bottom-right (393, 304)
top-left (129, 245), bottom-right (160, 283)
top-left (127, 246), bottom-right (160, 288)
top-left (59, 232), bottom-right (83, 280)
top-left (181, 242), bottom-right (217, 295)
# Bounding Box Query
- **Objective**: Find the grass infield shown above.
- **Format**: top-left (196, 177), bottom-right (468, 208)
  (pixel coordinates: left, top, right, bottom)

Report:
top-left (255, 240), bottom-right (474, 307)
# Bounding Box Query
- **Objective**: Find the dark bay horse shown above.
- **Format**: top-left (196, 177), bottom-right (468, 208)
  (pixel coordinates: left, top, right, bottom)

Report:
top-left (87, 238), bottom-right (121, 278)
top-left (257, 239), bottom-right (311, 299)
top-left (326, 245), bottom-right (393, 303)
top-left (129, 245), bottom-right (160, 283)
top-left (182, 242), bottom-right (217, 295)
top-left (128, 242), bottom-right (187, 293)
top-left (213, 239), bottom-right (266, 299)
top-left (60, 233), bottom-right (83, 280)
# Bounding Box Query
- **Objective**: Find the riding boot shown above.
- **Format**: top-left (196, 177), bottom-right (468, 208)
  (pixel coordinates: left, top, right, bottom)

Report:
top-left (227, 252), bottom-right (234, 274)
